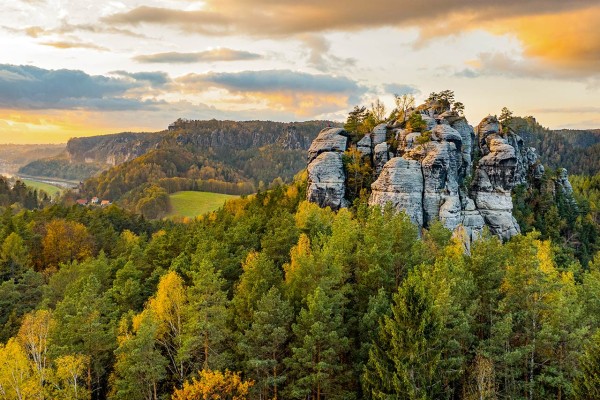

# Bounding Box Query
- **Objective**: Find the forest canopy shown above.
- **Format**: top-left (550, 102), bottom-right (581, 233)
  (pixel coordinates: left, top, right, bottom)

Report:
top-left (0, 173), bottom-right (599, 399)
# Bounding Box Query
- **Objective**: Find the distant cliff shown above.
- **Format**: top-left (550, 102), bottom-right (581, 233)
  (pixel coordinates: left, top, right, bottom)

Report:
top-left (66, 132), bottom-right (163, 166)
top-left (19, 119), bottom-right (337, 183)
top-left (306, 99), bottom-right (577, 244)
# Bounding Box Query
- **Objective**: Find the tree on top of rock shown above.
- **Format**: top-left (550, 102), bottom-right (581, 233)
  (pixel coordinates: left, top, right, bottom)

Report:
top-left (427, 90), bottom-right (455, 113)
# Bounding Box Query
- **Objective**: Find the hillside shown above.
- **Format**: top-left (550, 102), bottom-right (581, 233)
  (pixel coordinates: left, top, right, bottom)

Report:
top-left (19, 119), bottom-right (334, 182)
top-left (18, 132), bottom-right (162, 181)
top-left (77, 119), bottom-right (335, 217)
top-left (509, 116), bottom-right (600, 175)
top-left (0, 144), bottom-right (64, 175)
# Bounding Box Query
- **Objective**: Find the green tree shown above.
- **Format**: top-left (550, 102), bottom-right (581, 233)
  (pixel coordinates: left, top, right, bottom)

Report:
top-left (181, 258), bottom-right (231, 374)
top-left (355, 206), bottom-right (421, 303)
top-left (286, 287), bottom-right (353, 400)
top-left (362, 271), bottom-right (443, 400)
top-left (110, 311), bottom-right (167, 400)
top-left (343, 148), bottom-right (373, 202)
top-left (405, 113), bottom-right (427, 133)
top-left (344, 106), bottom-right (369, 141)
top-left (499, 107), bottom-right (513, 128)
top-left (51, 275), bottom-right (116, 397)
top-left (573, 330), bottom-right (600, 400)
top-left (260, 210), bottom-right (299, 267)
top-left (0, 270), bottom-right (44, 342)
top-left (232, 252), bottom-right (282, 331)
top-left (0, 232), bottom-right (30, 280)
top-left (239, 287), bottom-right (293, 400)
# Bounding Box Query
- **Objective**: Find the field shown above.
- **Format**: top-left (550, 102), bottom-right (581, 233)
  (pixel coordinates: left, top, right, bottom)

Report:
top-left (21, 178), bottom-right (63, 197)
top-left (167, 191), bottom-right (239, 218)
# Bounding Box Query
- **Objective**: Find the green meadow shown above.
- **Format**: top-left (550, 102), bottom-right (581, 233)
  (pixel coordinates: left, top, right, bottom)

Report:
top-left (167, 191), bottom-right (239, 218)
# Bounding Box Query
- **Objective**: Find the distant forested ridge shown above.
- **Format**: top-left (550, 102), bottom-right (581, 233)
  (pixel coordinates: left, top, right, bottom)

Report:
top-left (1, 174), bottom-right (600, 399)
top-left (0, 143), bottom-right (64, 175)
top-left (509, 116), bottom-right (600, 175)
top-left (76, 119), bottom-right (336, 218)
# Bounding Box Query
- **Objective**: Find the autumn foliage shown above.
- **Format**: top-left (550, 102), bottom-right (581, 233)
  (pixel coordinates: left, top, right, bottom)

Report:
top-left (172, 369), bottom-right (253, 400)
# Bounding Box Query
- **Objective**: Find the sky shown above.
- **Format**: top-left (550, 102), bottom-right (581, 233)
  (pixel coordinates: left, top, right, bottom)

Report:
top-left (0, 0), bottom-right (599, 144)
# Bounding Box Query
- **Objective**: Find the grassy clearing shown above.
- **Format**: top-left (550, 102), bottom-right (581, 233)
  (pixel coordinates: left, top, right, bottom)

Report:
top-left (21, 179), bottom-right (63, 197)
top-left (167, 191), bottom-right (239, 218)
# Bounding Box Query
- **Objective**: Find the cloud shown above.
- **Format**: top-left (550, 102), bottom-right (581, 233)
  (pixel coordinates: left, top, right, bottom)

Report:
top-left (299, 35), bottom-right (356, 72)
top-left (486, 6), bottom-right (600, 76)
top-left (383, 83), bottom-right (420, 96)
top-left (455, 52), bottom-right (600, 82)
top-left (103, 6), bottom-right (231, 36)
top-left (109, 70), bottom-right (171, 87)
top-left (179, 69), bottom-right (363, 95)
top-left (104, 1), bottom-right (591, 36)
top-left (0, 64), bottom-right (163, 110)
top-left (133, 48), bottom-right (262, 64)
top-left (39, 40), bottom-right (108, 51)
top-left (176, 69), bottom-right (367, 116)
top-left (2, 22), bottom-right (146, 38)
top-left (103, 1), bottom-right (599, 77)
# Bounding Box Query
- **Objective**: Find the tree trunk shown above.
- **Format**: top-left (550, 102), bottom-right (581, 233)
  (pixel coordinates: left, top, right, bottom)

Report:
top-left (204, 332), bottom-right (209, 370)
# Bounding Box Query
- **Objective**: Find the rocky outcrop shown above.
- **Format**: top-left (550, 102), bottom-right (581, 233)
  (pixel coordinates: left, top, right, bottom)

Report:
top-left (306, 128), bottom-right (349, 210)
top-left (308, 128), bottom-right (348, 163)
top-left (307, 151), bottom-right (347, 210)
top-left (370, 157), bottom-right (424, 226)
top-left (306, 101), bottom-right (576, 243)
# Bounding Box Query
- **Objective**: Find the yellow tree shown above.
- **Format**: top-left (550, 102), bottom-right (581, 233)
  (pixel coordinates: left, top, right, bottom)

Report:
top-left (149, 271), bottom-right (187, 384)
top-left (0, 338), bottom-right (41, 400)
top-left (42, 219), bottom-right (94, 268)
top-left (17, 310), bottom-right (53, 394)
top-left (283, 234), bottom-right (318, 309)
top-left (51, 355), bottom-right (90, 400)
top-left (172, 369), bottom-right (253, 400)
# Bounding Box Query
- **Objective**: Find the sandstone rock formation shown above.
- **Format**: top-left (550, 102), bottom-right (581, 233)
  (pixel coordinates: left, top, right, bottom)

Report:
top-left (306, 99), bottom-right (576, 243)
top-left (306, 128), bottom-right (349, 210)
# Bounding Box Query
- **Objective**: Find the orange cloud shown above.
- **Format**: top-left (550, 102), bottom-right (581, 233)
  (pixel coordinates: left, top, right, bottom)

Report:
top-left (39, 40), bottom-right (109, 51)
top-left (487, 6), bottom-right (600, 74)
top-left (105, 1), bottom-right (599, 77)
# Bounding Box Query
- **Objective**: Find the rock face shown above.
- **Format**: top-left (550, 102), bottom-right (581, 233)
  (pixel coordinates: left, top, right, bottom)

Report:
top-left (370, 157), bottom-right (424, 226)
top-left (306, 128), bottom-right (349, 210)
top-left (306, 103), bottom-right (576, 243)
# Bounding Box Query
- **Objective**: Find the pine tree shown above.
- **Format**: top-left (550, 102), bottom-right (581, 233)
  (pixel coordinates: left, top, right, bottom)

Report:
top-left (110, 311), bottom-right (167, 400)
top-left (51, 275), bottom-right (116, 396)
top-left (573, 331), bottom-right (600, 399)
top-left (181, 258), bottom-right (231, 374)
top-left (239, 287), bottom-right (293, 400)
top-left (363, 272), bottom-right (443, 400)
top-left (286, 287), bottom-right (353, 400)
top-left (232, 252), bottom-right (282, 331)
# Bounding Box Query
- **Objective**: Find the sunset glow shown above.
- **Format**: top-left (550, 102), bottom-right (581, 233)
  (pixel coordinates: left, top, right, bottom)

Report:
top-left (0, 0), bottom-right (598, 143)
